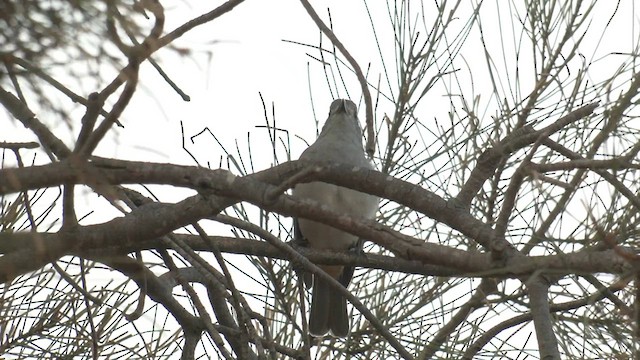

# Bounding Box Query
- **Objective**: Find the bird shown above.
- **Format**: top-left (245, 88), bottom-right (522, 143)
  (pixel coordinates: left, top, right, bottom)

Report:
top-left (293, 99), bottom-right (379, 337)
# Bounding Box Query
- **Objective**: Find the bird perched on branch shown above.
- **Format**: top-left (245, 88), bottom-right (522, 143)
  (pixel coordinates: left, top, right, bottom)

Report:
top-left (293, 99), bottom-right (379, 337)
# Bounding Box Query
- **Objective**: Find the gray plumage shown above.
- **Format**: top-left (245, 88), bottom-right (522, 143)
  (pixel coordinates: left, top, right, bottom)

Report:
top-left (293, 99), bottom-right (379, 337)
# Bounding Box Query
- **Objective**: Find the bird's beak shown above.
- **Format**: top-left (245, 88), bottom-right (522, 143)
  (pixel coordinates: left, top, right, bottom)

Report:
top-left (329, 99), bottom-right (357, 118)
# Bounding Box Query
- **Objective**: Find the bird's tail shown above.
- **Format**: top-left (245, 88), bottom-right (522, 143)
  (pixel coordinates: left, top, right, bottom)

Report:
top-left (309, 276), bottom-right (349, 337)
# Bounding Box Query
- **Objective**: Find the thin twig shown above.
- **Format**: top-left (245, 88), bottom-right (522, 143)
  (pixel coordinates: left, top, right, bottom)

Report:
top-left (298, 0), bottom-right (375, 158)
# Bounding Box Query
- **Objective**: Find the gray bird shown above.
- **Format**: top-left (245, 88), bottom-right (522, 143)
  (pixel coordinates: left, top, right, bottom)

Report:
top-left (293, 99), bottom-right (379, 337)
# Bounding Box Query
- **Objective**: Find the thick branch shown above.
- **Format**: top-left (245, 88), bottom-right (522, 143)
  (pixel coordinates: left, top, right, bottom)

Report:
top-left (0, 158), bottom-right (510, 254)
top-left (527, 277), bottom-right (560, 359)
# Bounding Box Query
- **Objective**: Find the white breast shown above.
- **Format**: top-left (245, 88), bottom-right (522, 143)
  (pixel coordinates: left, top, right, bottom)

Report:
top-left (295, 181), bottom-right (378, 250)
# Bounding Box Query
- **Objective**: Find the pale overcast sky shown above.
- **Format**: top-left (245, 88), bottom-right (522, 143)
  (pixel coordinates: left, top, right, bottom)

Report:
top-left (1, 1), bottom-right (638, 358)
top-left (3, 0), bottom-right (634, 227)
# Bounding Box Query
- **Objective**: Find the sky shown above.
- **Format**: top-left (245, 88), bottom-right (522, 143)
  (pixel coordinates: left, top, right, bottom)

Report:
top-left (66, 0), bottom-right (634, 223)
top-left (8, 0), bottom-right (407, 224)
top-left (110, 0), bottom-right (377, 162)
top-left (7, 0), bottom-right (635, 185)
top-left (2, 0), bottom-right (639, 357)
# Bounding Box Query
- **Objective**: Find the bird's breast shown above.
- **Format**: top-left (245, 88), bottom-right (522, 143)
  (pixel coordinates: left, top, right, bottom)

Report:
top-left (294, 181), bottom-right (378, 250)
